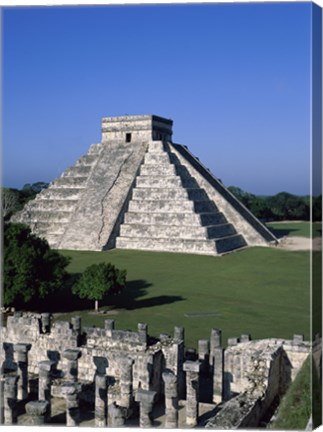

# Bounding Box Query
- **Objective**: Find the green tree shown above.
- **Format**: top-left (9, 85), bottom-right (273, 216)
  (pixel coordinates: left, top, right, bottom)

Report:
top-left (72, 262), bottom-right (126, 311)
top-left (3, 223), bottom-right (70, 308)
top-left (2, 188), bottom-right (20, 220)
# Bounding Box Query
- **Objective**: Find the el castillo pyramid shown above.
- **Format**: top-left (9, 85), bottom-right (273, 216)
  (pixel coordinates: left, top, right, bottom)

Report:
top-left (12, 115), bottom-right (277, 255)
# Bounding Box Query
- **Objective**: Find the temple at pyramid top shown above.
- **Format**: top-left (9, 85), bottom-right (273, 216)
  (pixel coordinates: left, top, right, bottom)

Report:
top-left (12, 114), bottom-right (278, 255)
top-left (101, 115), bottom-right (173, 142)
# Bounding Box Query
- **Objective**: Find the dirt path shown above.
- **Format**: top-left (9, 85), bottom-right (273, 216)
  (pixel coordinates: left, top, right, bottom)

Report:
top-left (275, 236), bottom-right (321, 251)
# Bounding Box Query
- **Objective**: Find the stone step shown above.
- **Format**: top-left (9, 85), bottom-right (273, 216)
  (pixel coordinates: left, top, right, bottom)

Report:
top-left (27, 211), bottom-right (72, 223)
top-left (28, 200), bottom-right (78, 211)
top-left (75, 155), bottom-right (98, 166)
top-left (116, 236), bottom-right (216, 254)
top-left (62, 166), bottom-right (92, 177)
top-left (140, 164), bottom-right (176, 176)
top-left (147, 141), bottom-right (165, 153)
top-left (35, 189), bottom-right (83, 200)
top-left (52, 177), bottom-right (88, 188)
top-left (119, 223), bottom-right (236, 240)
top-left (127, 199), bottom-right (218, 213)
top-left (88, 143), bottom-right (102, 154)
top-left (215, 234), bottom-right (247, 254)
top-left (135, 175), bottom-right (198, 189)
top-left (124, 211), bottom-right (227, 226)
top-left (144, 152), bottom-right (171, 164)
top-left (132, 187), bottom-right (210, 201)
top-left (33, 222), bottom-right (67, 235)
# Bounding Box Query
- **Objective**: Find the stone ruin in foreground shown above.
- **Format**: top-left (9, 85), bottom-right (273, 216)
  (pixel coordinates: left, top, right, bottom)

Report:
top-left (1, 312), bottom-right (310, 427)
top-left (12, 115), bottom-right (277, 255)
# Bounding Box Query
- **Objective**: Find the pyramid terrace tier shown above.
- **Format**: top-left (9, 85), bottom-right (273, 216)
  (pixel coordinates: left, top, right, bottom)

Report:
top-left (119, 222), bottom-right (237, 240)
top-left (116, 234), bottom-right (247, 255)
top-left (132, 187), bottom-right (211, 201)
top-left (123, 211), bottom-right (228, 226)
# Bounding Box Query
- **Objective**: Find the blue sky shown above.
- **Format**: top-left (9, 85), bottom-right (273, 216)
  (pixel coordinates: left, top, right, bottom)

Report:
top-left (1, 2), bottom-right (319, 195)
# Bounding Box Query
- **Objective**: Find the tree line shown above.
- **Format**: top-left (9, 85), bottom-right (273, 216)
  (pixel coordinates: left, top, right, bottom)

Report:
top-left (228, 186), bottom-right (322, 222)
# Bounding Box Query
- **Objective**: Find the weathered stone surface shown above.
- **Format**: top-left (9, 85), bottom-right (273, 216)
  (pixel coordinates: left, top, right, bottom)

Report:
top-left (95, 374), bottom-right (108, 427)
top-left (183, 360), bottom-right (200, 426)
top-left (13, 342), bottom-right (31, 400)
top-left (162, 371), bottom-right (178, 428)
top-left (135, 388), bottom-right (157, 428)
top-left (3, 374), bottom-right (19, 424)
top-left (25, 400), bottom-right (49, 425)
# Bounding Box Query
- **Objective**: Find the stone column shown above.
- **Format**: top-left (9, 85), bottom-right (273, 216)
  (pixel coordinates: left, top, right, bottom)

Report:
top-left (162, 371), bottom-right (178, 428)
top-left (109, 401), bottom-right (126, 427)
top-left (63, 349), bottom-right (81, 382)
top-left (119, 356), bottom-right (134, 409)
top-left (105, 319), bottom-right (115, 336)
top-left (198, 339), bottom-right (210, 374)
top-left (40, 313), bottom-right (51, 333)
top-left (25, 400), bottom-right (49, 425)
top-left (38, 360), bottom-right (55, 421)
top-left (183, 360), bottom-right (200, 427)
top-left (138, 323), bottom-right (148, 344)
top-left (95, 374), bottom-right (108, 427)
top-left (61, 382), bottom-right (81, 426)
top-left (213, 347), bottom-right (224, 404)
top-left (13, 343), bottom-right (31, 400)
top-left (135, 388), bottom-right (156, 428)
top-left (174, 326), bottom-right (185, 399)
top-left (174, 326), bottom-right (184, 341)
top-left (3, 374), bottom-right (19, 424)
top-left (71, 316), bottom-right (81, 335)
top-left (210, 328), bottom-right (221, 371)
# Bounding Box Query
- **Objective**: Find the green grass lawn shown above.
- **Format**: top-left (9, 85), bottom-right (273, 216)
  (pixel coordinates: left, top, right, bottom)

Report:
top-left (266, 221), bottom-right (322, 238)
top-left (270, 355), bottom-right (311, 429)
top-left (56, 246), bottom-right (311, 349)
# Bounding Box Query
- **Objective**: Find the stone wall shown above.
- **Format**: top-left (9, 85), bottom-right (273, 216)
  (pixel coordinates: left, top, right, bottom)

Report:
top-left (1, 313), bottom-right (310, 428)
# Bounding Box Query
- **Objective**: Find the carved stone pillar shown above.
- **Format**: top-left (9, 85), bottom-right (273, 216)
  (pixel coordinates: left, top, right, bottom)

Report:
top-left (162, 371), bottom-right (178, 428)
top-left (135, 388), bottom-right (156, 428)
top-left (61, 382), bottom-right (81, 426)
top-left (109, 401), bottom-right (126, 427)
top-left (210, 328), bottom-right (221, 372)
top-left (38, 360), bottom-right (55, 421)
top-left (119, 356), bottom-right (134, 408)
top-left (63, 349), bottom-right (81, 382)
top-left (25, 400), bottom-right (49, 425)
top-left (198, 339), bottom-right (210, 374)
top-left (13, 343), bottom-right (31, 400)
top-left (40, 313), bottom-right (51, 333)
top-left (71, 316), bottom-right (81, 335)
top-left (183, 360), bottom-right (200, 427)
top-left (213, 347), bottom-right (224, 404)
top-left (95, 374), bottom-right (108, 427)
top-left (138, 323), bottom-right (148, 344)
top-left (3, 374), bottom-right (19, 424)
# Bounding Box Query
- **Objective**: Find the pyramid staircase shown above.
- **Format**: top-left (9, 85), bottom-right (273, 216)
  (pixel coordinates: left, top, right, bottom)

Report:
top-left (12, 143), bottom-right (102, 249)
top-left (116, 141), bottom-right (247, 255)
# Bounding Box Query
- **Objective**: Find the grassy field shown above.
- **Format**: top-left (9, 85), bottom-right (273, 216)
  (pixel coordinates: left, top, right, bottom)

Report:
top-left (56, 245), bottom-right (311, 349)
top-left (270, 355), bottom-right (311, 429)
top-left (266, 221), bottom-right (322, 238)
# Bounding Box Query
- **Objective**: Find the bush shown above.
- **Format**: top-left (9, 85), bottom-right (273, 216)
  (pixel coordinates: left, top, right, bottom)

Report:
top-left (3, 223), bottom-right (70, 308)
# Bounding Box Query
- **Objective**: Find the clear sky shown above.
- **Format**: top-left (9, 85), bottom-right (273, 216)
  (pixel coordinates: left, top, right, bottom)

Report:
top-left (1, 2), bottom-right (318, 195)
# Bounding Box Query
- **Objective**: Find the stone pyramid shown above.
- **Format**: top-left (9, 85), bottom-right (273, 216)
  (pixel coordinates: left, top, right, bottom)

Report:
top-left (12, 115), bottom-right (277, 255)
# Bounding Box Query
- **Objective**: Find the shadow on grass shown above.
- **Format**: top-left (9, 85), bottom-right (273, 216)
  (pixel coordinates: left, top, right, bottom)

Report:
top-left (35, 277), bottom-right (185, 313)
top-left (111, 279), bottom-right (186, 310)
top-left (266, 227), bottom-right (299, 239)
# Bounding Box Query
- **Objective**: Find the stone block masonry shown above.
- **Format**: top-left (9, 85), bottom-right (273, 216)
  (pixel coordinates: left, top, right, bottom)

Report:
top-left (12, 114), bottom-right (277, 255)
top-left (0, 312), bottom-right (310, 427)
